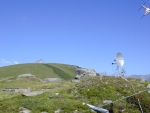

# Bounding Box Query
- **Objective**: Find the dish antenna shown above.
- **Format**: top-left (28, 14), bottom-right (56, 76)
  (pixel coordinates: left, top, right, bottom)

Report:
top-left (116, 52), bottom-right (124, 67)
top-left (111, 52), bottom-right (144, 113)
top-left (112, 52), bottom-right (125, 77)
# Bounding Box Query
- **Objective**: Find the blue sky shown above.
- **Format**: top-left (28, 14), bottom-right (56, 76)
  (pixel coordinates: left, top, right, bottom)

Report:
top-left (0, 0), bottom-right (150, 75)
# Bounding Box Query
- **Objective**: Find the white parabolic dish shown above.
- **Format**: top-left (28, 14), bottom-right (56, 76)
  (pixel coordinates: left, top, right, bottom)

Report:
top-left (116, 52), bottom-right (124, 67)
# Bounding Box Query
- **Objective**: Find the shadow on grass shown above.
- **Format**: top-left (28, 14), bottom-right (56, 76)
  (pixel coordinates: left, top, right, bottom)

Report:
top-left (43, 64), bottom-right (73, 80)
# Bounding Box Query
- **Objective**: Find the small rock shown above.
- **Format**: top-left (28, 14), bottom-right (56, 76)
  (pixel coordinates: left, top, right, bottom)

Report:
top-left (147, 84), bottom-right (150, 89)
top-left (49, 93), bottom-right (59, 98)
top-left (74, 110), bottom-right (78, 113)
top-left (54, 93), bottom-right (59, 96)
top-left (82, 103), bottom-right (86, 105)
top-left (43, 78), bottom-right (61, 82)
top-left (55, 108), bottom-right (62, 113)
top-left (6, 80), bottom-right (13, 82)
top-left (19, 107), bottom-right (31, 113)
top-left (63, 84), bottom-right (69, 87)
top-left (103, 100), bottom-right (113, 104)
top-left (71, 79), bottom-right (80, 83)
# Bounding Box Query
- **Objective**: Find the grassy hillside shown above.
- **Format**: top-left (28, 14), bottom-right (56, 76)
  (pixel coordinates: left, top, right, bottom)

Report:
top-left (0, 64), bottom-right (150, 112)
top-left (0, 63), bottom-right (76, 80)
top-left (0, 76), bottom-right (150, 113)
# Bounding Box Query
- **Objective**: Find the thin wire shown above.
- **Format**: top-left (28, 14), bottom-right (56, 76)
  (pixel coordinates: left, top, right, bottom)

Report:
top-left (101, 73), bottom-right (144, 113)
top-left (112, 72), bottom-right (117, 76)
top-left (100, 89), bottom-right (148, 107)
top-left (111, 57), bottom-right (143, 112)
top-left (120, 77), bottom-right (143, 113)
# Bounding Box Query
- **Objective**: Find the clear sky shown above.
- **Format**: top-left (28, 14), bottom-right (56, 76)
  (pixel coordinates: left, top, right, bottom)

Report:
top-left (0, 0), bottom-right (150, 75)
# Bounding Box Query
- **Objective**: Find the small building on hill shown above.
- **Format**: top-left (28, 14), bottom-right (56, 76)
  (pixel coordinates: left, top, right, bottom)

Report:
top-left (35, 59), bottom-right (45, 63)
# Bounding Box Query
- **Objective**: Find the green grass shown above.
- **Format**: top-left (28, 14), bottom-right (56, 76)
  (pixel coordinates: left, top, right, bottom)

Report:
top-left (0, 76), bottom-right (150, 113)
top-left (50, 63), bottom-right (76, 78)
top-left (0, 64), bottom-right (150, 112)
top-left (0, 63), bottom-right (76, 80)
top-left (0, 76), bottom-right (149, 113)
top-left (43, 64), bottom-right (73, 80)
top-left (0, 81), bottom-right (92, 113)
top-left (71, 76), bottom-right (150, 113)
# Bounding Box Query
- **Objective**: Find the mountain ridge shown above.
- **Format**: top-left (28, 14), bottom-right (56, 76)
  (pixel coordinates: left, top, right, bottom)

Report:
top-left (126, 74), bottom-right (150, 81)
top-left (0, 63), bottom-right (77, 80)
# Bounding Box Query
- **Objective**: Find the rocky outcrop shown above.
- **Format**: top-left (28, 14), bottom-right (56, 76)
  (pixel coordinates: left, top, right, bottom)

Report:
top-left (75, 68), bottom-right (97, 80)
top-left (17, 73), bottom-right (42, 82)
top-left (2, 87), bottom-right (31, 94)
top-left (0, 77), bottom-right (14, 82)
top-left (17, 73), bottom-right (38, 79)
top-left (43, 78), bottom-right (61, 82)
